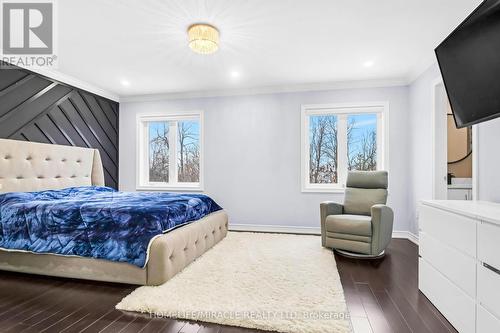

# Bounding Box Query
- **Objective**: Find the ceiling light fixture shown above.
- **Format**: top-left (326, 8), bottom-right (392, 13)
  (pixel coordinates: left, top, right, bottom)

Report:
top-left (121, 79), bottom-right (130, 86)
top-left (188, 23), bottom-right (219, 55)
top-left (230, 70), bottom-right (240, 78)
top-left (363, 61), bottom-right (375, 67)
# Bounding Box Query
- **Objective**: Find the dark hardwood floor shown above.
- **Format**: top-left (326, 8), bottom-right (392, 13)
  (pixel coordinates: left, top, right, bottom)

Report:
top-left (335, 239), bottom-right (457, 333)
top-left (0, 239), bottom-right (455, 333)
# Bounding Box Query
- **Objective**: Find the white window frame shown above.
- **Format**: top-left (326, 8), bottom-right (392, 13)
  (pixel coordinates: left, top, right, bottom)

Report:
top-left (301, 102), bottom-right (389, 193)
top-left (136, 110), bottom-right (204, 191)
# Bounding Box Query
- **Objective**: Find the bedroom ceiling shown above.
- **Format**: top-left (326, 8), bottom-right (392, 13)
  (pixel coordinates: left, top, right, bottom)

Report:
top-left (56, 0), bottom-right (482, 98)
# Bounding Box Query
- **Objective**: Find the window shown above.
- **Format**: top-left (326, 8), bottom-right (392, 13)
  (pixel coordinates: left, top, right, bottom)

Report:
top-left (137, 111), bottom-right (203, 191)
top-left (301, 103), bottom-right (387, 192)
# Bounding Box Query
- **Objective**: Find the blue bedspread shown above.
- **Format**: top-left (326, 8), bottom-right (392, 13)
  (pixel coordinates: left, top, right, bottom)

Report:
top-left (0, 186), bottom-right (222, 267)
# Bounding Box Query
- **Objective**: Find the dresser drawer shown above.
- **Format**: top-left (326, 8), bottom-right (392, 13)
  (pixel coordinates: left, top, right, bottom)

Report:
top-left (477, 305), bottom-right (500, 333)
top-left (477, 262), bottom-right (500, 319)
top-left (419, 231), bottom-right (476, 297)
top-left (419, 258), bottom-right (475, 333)
top-left (419, 204), bottom-right (476, 257)
top-left (478, 221), bottom-right (500, 272)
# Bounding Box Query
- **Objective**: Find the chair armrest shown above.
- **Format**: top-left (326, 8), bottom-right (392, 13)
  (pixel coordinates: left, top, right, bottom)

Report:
top-left (320, 202), bottom-right (343, 246)
top-left (371, 204), bottom-right (394, 255)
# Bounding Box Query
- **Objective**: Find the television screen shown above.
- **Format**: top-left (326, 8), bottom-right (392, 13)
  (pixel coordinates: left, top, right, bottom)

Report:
top-left (435, 0), bottom-right (500, 128)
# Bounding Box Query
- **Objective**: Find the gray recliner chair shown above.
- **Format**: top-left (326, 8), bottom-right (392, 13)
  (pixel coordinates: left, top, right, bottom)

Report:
top-left (320, 171), bottom-right (393, 258)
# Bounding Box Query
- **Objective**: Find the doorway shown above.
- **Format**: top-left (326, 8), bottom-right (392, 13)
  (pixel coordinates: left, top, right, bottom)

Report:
top-left (432, 79), bottom-right (478, 200)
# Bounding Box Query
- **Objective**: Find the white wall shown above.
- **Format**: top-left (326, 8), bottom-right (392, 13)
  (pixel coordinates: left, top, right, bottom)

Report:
top-left (120, 86), bottom-right (411, 232)
top-left (408, 64), bottom-right (441, 234)
top-left (477, 117), bottom-right (500, 202)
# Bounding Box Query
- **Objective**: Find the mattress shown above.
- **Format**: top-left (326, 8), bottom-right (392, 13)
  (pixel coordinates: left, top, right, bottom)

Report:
top-left (0, 186), bottom-right (223, 267)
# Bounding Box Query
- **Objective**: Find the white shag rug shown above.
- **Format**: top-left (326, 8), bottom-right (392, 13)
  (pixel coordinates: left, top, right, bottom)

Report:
top-left (116, 232), bottom-right (352, 333)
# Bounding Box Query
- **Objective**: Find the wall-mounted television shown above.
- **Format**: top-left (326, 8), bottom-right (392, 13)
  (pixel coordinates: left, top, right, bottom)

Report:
top-left (435, 0), bottom-right (500, 128)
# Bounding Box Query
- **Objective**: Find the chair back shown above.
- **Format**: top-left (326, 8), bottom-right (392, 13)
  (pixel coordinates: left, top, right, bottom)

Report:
top-left (343, 171), bottom-right (388, 216)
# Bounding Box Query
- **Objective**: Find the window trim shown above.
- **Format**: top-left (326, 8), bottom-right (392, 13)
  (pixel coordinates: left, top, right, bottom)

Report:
top-left (300, 102), bottom-right (389, 193)
top-left (136, 110), bottom-right (204, 192)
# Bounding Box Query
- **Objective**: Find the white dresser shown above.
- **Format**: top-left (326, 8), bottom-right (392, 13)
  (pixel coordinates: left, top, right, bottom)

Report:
top-left (419, 200), bottom-right (500, 333)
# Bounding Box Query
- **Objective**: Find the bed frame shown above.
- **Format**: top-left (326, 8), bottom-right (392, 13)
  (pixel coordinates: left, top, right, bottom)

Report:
top-left (0, 139), bottom-right (228, 285)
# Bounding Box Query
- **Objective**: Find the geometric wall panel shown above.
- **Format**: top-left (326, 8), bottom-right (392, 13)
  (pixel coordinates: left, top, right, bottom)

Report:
top-left (0, 62), bottom-right (119, 188)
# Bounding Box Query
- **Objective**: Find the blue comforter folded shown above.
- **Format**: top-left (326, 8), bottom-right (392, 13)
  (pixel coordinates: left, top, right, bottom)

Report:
top-left (0, 186), bottom-right (222, 267)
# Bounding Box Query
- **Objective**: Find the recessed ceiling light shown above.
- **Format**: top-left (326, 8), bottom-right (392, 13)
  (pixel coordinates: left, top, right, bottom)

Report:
top-left (230, 70), bottom-right (240, 78)
top-left (363, 61), bottom-right (375, 68)
top-left (121, 79), bottom-right (130, 86)
top-left (188, 23), bottom-right (219, 55)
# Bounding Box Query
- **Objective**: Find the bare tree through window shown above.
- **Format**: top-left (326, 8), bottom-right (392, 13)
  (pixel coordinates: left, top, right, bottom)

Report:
top-left (309, 115), bottom-right (338, 184)
top-left (149, 122), bottom-right (169, 182)
top-left (347, 114), bottom-right (377, 171)
top-left (177, 121), bottom-right (200, 182)
top-left (308, 113), bottom-right (378, 185)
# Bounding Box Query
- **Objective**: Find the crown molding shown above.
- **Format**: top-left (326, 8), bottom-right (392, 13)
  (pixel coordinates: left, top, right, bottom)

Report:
top-left (119, 77), bottom-right (409, 103)
top-left (34, 68), bottom-right (119, 102)
top-left (3, 62), bottom-right (119, 102)
top-left (5, 62), bottom-right (437, 104)
top-left (407, 57), bottom-right (439, 84)
top-left (3, 57), bottom-right (439, 104)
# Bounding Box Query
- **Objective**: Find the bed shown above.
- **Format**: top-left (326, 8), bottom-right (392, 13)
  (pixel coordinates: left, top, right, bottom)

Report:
top-left (0, 138), bottom-right (228, 285)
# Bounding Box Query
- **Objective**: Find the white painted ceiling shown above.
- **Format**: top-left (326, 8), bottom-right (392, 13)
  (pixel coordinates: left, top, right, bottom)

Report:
top-left (57, 0), bottom-right (482, 98)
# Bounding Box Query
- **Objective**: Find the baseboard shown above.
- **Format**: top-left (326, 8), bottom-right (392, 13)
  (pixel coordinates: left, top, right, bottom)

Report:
top-left (392, 231), bottom-right (419, 245)
top-left (229, 224), bottom-right (321, 235)
top-left (228, 223), bottom-right (420, 244)
top-left (407, 231), bottom-right (419, 245)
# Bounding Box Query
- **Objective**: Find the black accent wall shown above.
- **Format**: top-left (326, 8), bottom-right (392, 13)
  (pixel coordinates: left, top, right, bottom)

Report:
top-left (0, 63), bottom-right (119, 188)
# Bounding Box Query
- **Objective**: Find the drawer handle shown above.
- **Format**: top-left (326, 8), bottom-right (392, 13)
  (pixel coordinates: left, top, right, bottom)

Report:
top-left (483, 263), bottom-right (500, 276)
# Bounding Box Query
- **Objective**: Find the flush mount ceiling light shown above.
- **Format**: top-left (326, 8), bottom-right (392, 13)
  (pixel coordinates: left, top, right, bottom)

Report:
top-left (363, 60), bottom-right (375, 67)
top-left (187, 23), bottom-right (219, 55)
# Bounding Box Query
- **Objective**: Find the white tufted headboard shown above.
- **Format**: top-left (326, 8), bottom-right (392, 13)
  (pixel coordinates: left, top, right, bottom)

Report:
top-left (0, 139), bottom-right (105, 193)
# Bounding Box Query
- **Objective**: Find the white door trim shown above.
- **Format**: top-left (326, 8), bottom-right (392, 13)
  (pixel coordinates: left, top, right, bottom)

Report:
top-left (431, 78), bottom-right (446, 200)
top-left (472, 124), bottom-right (479, 200)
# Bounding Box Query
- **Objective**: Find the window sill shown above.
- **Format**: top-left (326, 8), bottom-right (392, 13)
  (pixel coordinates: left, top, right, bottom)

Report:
top-left (301, 187), bottom-right (346, 194)
top-left (136, 185), bottom-right (204, 192)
